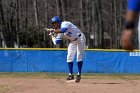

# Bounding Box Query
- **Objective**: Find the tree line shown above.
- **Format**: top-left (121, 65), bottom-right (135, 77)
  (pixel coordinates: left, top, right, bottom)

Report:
top-left (0, 0), bottom-right (139, 49)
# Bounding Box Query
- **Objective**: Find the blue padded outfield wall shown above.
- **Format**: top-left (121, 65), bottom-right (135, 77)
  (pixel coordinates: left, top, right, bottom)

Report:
top-left (0, 48), bottom-right (140, 73)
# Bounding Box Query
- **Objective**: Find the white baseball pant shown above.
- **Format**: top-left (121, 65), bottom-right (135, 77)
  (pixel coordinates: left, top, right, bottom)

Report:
top-left (67, 33), bottom-right (86, 62)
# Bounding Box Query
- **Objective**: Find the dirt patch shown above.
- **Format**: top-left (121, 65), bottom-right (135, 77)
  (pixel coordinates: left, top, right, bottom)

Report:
top-left (0, 77), bottom-right (140, 93)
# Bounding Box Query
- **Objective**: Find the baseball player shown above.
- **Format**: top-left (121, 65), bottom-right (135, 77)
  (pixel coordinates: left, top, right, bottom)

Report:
top-left (48, 16), bottom-right (86, 82)
top-left (121, 0), bottom-right (140, 50)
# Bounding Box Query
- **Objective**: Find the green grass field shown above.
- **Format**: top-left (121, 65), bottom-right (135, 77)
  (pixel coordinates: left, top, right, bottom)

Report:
top-left (0, 73), bottom-right (140, 80)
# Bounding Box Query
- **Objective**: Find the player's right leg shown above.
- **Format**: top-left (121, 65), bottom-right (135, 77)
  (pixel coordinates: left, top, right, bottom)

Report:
top-left (67, 42), bottom-right (77, 80)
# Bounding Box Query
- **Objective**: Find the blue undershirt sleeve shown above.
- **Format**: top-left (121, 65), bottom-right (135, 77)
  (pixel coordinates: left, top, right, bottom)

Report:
top-left (61, 28), bottom-right (68, 33)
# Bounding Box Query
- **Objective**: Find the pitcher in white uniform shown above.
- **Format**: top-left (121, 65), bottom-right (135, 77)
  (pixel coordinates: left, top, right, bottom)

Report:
top-left (50, 16), bottom-right (86, 82)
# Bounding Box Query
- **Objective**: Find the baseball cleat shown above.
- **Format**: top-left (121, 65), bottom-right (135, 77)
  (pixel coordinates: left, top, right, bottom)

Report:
top-left (66, 75), bottom-right (74, 80)
top-left (75, 75), bottom-right (81, 82)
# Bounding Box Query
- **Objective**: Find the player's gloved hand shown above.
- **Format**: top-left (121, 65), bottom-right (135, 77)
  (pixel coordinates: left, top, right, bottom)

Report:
top-left (49, 32), bottom-right (54, 36)
top-left (44, 28), bottom-right (55, 33)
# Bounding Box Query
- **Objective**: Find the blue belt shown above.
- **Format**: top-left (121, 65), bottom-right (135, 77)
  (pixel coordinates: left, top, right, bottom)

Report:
top-left (73, 34), bottom-right (81, 41)
top-left (78, 34), bottom-right (81, 37)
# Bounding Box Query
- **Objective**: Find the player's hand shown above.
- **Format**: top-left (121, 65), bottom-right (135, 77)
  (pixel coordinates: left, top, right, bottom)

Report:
top-left (49, 32), bottom-right (54, 36)
top-left (44, 28), bottom-right (55, 33)
top-left (121, 29), bottom-right (134, 51)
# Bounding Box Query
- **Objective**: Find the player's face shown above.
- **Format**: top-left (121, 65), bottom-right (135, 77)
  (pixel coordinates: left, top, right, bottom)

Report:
top-left (52, 22), bottom-right (60, 29)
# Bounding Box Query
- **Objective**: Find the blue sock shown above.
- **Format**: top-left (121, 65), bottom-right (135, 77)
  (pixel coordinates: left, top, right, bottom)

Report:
top-left (68, 62), bottom-right (73, 75)
top-left (77, 61), bottom-right (83, 75)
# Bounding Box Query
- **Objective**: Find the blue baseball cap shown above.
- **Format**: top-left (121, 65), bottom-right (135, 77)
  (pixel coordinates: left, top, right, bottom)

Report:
top-left (51, 16), bottom-right (62, 25)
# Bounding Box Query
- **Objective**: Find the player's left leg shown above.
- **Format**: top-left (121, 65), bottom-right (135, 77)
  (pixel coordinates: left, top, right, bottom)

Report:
top-left (76, 33), bottom-right (86, 82)
top-left (75, 61), bottom-right (83, 82)
top-left (76, 53), bottom-right (84, 82)
top-left (77, 61), bottom-right (83, 75)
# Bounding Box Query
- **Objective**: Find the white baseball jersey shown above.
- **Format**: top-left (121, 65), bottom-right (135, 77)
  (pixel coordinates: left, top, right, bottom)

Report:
top-left (60, 21), bottom-right (86, 62)
top-left (61, 21), bottom-right (82, 41)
